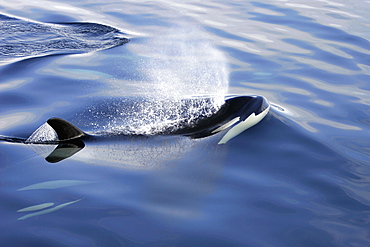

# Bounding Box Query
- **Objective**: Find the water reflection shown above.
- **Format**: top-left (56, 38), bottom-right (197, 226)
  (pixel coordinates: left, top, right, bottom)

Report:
top-left (13, 133), bottom-right (225, 223)
top-left (18, 180), bottom-right (95, 190)
top-left (0, 13), bottom-right (129, 65)
top-left (29, 137), bottom-right (200, 168)
top-left (0, 79), bottom-right (31, 91)
top-left (18, 199), bottom-right (82, 220)
top-left (0, 112), bottom-right (36, 131)
top-left (1, 0), bottom-right (370, 245)
top-left (16, 179), bottom-right (89, 220)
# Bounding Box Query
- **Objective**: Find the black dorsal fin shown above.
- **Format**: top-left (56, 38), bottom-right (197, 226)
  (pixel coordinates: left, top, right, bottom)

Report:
top-left (47, 118), bottom-right (86, 141)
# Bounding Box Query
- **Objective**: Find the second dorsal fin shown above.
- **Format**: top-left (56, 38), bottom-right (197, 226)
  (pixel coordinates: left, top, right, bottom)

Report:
top-left (47, 118), bottom-right (86, 141)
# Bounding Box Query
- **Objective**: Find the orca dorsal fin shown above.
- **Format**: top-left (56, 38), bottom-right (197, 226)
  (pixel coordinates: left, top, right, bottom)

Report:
top-left (47, 118), bottom-right (86, 141)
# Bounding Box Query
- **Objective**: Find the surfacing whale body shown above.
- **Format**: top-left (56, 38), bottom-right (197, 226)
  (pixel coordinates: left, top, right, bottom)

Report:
top-left (0, 95), bottom-right (269, 155)
top-left (0, 14), bottom-right (269, 163)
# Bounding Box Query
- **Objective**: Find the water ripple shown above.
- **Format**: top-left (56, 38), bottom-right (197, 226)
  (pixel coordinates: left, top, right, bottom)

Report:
top-left (1, 0), bottom-right (370, 246)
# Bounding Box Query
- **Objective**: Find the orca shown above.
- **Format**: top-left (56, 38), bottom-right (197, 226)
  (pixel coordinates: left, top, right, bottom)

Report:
top-left (0, 95), bottom-right (269, 162)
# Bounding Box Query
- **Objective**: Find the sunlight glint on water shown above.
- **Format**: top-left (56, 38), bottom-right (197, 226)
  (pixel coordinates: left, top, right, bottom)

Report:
top-left (1, 0), bottom-right (370, 246)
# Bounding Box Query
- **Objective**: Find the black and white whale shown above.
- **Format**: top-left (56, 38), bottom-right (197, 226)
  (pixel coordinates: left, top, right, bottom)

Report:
top-left (0, 95), bottom-right (269, 163)
top-left (7, 95), bottom-right (269, 143)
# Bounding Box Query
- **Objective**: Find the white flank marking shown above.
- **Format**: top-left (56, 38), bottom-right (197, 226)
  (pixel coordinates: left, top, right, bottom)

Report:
top-left (218, 105), bottom-right (270, 144)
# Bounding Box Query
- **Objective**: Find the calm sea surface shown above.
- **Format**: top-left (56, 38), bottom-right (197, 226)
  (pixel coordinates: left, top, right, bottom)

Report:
top-left (1, 0), bottom-right (370, 246)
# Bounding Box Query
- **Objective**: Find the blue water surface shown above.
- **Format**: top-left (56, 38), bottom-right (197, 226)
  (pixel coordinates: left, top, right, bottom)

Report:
top-left (1, 0), bottom-right (370, 246)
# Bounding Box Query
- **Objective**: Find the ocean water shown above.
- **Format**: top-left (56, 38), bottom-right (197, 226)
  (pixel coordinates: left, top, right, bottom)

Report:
top-left (1, 0), bottom-right (370, 246)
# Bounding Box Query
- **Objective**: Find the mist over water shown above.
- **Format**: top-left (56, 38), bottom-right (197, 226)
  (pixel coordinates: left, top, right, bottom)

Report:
top-left (142, 22), bottom-right (229, 100)
top-left (3, 0), bottom-right (370, 246)
top-left (93, 21), bottom-right (230, 135)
